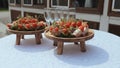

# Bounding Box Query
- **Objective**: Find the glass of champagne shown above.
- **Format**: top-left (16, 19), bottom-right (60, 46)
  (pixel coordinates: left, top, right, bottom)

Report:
top-left (44, 8), bottom-right (51, 26)
top-left (44, 8), bottom-right (54, 26)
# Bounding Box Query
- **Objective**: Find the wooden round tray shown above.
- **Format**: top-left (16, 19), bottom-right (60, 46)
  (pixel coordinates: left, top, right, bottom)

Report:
top-left (45, 29), bottom-right (94, 42)
top-left (44, 29), bottom-right (94, 55)
top-left (8, 29), bottom-right (45, 45)
top-left (8, 29), bottom-right (45, 34)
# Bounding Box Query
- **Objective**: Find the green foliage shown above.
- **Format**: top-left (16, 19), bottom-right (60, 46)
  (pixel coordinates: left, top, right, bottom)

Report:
top-left (0, 8), bottom-right (8, 12)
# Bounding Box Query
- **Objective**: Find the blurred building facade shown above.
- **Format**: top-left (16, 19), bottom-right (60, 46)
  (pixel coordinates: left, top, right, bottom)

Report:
top-left (8, 0), bottom-right (120, 36)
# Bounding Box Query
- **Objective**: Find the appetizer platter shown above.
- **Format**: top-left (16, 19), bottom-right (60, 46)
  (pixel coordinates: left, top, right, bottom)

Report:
top-left (7, 16), bottom-right (47, 45)
top-left (45, 18), bottom-right (94, 55)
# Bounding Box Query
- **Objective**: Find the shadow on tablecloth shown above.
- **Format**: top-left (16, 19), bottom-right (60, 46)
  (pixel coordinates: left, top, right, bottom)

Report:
top-left (14, 37), bottom-right (55, 52)
top-left (54, 44), bottom-right (109, 66)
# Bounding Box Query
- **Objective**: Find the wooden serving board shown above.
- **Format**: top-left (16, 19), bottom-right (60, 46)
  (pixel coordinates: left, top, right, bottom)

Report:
top-left (8, 29), bottom-right (45, 45)
top-left (8, 29), bottom-right (45, 34)
top-left (44, 29), bottom-right (94, 55)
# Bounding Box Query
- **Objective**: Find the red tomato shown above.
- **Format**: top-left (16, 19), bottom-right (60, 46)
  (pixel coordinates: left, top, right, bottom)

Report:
top-left (62, 28), bottom-right (68, 34)
top-left (49, 26), bottom-right (53, 31)
top-left (76, 21), bottom-right (82, 27)
top-left (7, 23), bottom-right (12, 28)
top-left (54, 27), bottom-right (59, 32)
top-left (67, 22), bottom-right (71, 26)
top-left (79, 26), bottom-right (84, 32)
top-left (31, 19), bottom-right (38, 23)
top-left (28, 19), bottom-right (32, 23)
top-left (32, 23), bottom-right (37, 28)
top-left (20, 19), bottom-right (26, 24)
top-left (71, 22), bottom-right (76, 27)
top-left (65, 23), bottom-right (70, 28)
top-left (25, 20), bottom-right (29, 24)
top-left (18, 24), bottom-right (23, 29)
top-left (25, 24), bottom-right (31, 29)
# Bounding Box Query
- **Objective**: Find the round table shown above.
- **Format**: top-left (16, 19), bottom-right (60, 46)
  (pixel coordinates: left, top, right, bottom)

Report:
top-left (0, 30), bottom-right (120, 68)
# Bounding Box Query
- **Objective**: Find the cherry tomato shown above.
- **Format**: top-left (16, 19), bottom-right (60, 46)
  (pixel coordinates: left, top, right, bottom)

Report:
top-left (76, 21), bottom-right (82, 27)
top-left (54, 27), bottom-right (59, 32)
top-left (79, 26), bottom-right (84, 32)
top-left (7, 23), bottom-right (12, 29)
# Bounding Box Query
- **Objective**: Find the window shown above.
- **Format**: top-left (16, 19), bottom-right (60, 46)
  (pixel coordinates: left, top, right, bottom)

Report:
top-left (33, 0), bottom-right (44, 5)
top-left (51, 0), bottom-right (70, 8)
top-left (112, 0), bottom-right (120, 12)
top-left (76, 0), bottom-right (104, 14)
top-left (10, 0), bottom-right (15, 3)
top-left (16, 0), bottom-right (21, 4)
top-left (72, 0), bottom-right (98, 8)
top-left (108, 0), bottom-right (120, 17)
top-left (9, 0), bottom-right (15, 5)
top-left (23, 0), bottom-right (33, 6)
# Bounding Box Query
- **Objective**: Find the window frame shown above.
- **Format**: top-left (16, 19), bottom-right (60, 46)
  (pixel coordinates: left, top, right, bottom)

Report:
top-left (108, 0), bottom-right (120, 17)
top-left (111, 0), bottom-right (120, 12)
top-left (76, 0), bottom-right (104, 14)
top-left (16, 0), bottom-right (21, 4)
top-left (23, 0), bottom-right (33, 6)
top-left (37, 0), bottom-right (44, 5)
top-left (33, 0), bottom-right (44, 5)
top-left (9, 0), bottom-right (16, 5)
top-left (51, 0), bottom-right (70, 9)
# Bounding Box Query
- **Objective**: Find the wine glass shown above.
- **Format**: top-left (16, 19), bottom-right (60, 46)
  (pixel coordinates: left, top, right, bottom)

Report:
top-left (54, 8), bottom-right (60, 21)
top-left (59, 8), bottom-right (64, 19)
top-left (69, 8), bottom-right (76, 19)
top-left (44, 9), bottom-right (50, 26)
top-left (58, 8), bottom-right (70, 20)
top-left (65, 8), bottom-right (70, 20)
top-left (44, 8), bottom-right (54, 26)
top-left (49, 9), bottom-right (54, 24)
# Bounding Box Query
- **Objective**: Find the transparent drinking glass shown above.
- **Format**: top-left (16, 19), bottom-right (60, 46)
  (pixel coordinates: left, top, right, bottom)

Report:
top-left (65, 9), bottom-right (70, 20)
top-left (54, 8), bottom-right (60, 21)
top-left (58, 8), bottom-right (71, 20)
top-left (69, 8), bottom-right (76, 19)
top-left (44, 8), bottom-right (51, 26)
top-left (49, 9), bottom-right (54, 24)
top-left (59, 8), bottom-right (64, 19)
top-left (44, 8), bottom-right (54, 26)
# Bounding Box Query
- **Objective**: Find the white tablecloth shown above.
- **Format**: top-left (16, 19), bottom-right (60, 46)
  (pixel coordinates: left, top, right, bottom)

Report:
top-left (0, 30), bottom-right (120, 68)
